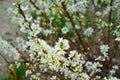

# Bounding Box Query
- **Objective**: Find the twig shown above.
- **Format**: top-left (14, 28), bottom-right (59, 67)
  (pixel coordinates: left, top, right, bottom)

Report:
top-left (29, 0), bottom-right (39, 10)
top-left (61, 2), bottom-right (88, 52)
top-left (107, 41), bottom-right (119, 69)
top-left (107, 0), bottom-right (113, 44)
top-left (17, 4), bottom-right (33, 31)
top-left (0, 52), bottom-right (9, 64)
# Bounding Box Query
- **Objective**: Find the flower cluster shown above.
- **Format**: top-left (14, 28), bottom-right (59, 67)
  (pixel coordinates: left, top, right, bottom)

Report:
top-left (100, 44), bottom-right (110, 58)
top-left (84, 27), bottom-right (94, 37)
top-left (0, 39), bottom-right (20, 61)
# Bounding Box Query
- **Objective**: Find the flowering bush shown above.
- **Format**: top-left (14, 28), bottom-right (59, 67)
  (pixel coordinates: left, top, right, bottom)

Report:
top-left (0, 0), bottom-right (120, 80)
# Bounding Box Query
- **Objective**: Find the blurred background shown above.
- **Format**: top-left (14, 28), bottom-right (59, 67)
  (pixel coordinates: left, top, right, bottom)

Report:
top-left (0, 0), bottom-right (18, 78)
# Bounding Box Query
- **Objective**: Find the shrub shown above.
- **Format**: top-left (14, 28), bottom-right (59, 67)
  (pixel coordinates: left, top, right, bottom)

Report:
top-left (0, 0), bottom-right (120, 80)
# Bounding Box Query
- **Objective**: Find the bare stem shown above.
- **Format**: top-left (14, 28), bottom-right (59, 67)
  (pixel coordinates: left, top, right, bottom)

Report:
top-left (29, 0), bottom-right (39, 10)
top-left (0, 52), bottom-right (9, 64)
top-left (107, 0), bottom-right (113, 44)
top-left (61, 2), bottom-right (87, 52)
top-left (17, 4), bottom-right (33, 31)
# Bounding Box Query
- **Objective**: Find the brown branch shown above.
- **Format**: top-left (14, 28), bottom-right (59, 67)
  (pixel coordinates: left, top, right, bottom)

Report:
top-left (105, 0), bottom-right (114, 68)
top-left (76, 15), bottom-right (97, 60)
top-left (0, 52), bottom-right (9, 64)
top-left (62, 2), bottom-right (92, 60)
top-left (17, 4), bottom-right (33, 31)
top-left (18, 4), bottom-right (26, 19)
top-left (61, 2), bottom-right (87, 52)
top-left (107, 41), bottom-right (119, 69)
top-left (41, 12), bottom-right (50, 23)
top-left (29, 0), bottom-right (40, 10)
top-left (107, 0), bottom-right (113, 44)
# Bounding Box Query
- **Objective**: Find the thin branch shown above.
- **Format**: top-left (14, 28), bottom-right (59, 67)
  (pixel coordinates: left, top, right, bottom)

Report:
top-left (17, 4), bottom-right (33, 31)
top-left (107, 0), bottom-right (113, 44)
top-left (107, 41), bottom-right (119, 69)
top-left (29, 0), bottom-right (40, 10)
top-left (61, 2), bottom-right (88, 52)
top-left (18, 4), bottom-right (26, 19)
top-left (61, 2), bottom-right (95, 61)
top-left (0, 52), bottom-right (9, 64)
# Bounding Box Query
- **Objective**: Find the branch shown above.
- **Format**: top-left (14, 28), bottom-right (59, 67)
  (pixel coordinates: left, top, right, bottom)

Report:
top-left (0, 52), bottom-right (9, 64)
top-left (61, 2), bottom-right (88, 52)
top-left (17, 4), bottom-right (33, 31)
top-left (29, 0), bottom-right (40, 10)
top-left (107, 0), bottom-right (113, 44)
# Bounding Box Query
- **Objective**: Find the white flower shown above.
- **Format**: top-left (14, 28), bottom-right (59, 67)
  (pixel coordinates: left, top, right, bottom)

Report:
top-left (115, 24), bottom-right (120, 41)
top-left (112, 65), bottom-right (119, 70)
top-left (61, 27), bottom-right (69, 34)
top-left (26, 15), bottom-right (33, 22)
top-left (69, 50), bottom-right (78, 58)
top-left (9, 64), bottom-right (14, 69)
top-left (103, 6), bottom-right (111, 16)
top-left (75, 25), bottom-right (80, 29)
top-left (95, 76), bottom-right (101, 79)
top-left (110, 69), bottom-right (116, 75)
top-left (38, 39), bottom-right (54, 54)
top-left (7, 7), bottom-right (18, 15)
top-left (96, 11), bottom-right (102, 16)
top-left (95, 56), bottom-right (105, 61)
top-left (21, 5), bottom-right (29, 11)
top-left (29, 23), bottom-right (41, 36)
top-left (101, 21), bottom-right (108, 27)
top-left (31, 74), bottom-right (37, 79)
top-left (15, 37), bottom-right (26, 51)
top-left (80, 73), bottom-right (90, 80)
top-left (55, 38), bottom-right (70, 50)
top-left (85, 61), bottom-right (93, 71)
top-left (20, 25), bottom-right (26, 33)
top-left (109, 76), bottom-right (120, 80)
top-left (100, 44), bottom-right (110, 57)
top-left (115, 38), bottom-right (120, 41)
top-left (68, 0), bottom-right (88, 13)
top-left (16, 62), bottom-right (21, 68)
top-left (25, 70), bottom-right (32, 77)
top-left (44, 29), bottom-right (52, 36)
top-left (85, 61), bottom-right (102, 74)
top-left (84, 27), bottom-right (94, 37)
top-left (0, 40), bottom-right (20, 60)
top-left (50, 75), bottom-right (57, 80)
